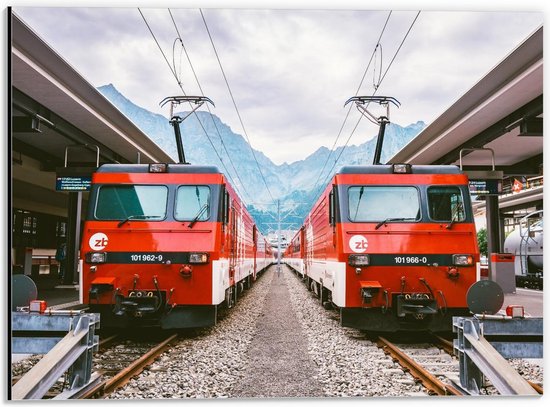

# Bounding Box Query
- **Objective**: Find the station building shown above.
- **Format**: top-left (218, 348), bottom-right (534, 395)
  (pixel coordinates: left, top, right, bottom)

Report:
top-left (10, 11), bottom-right (174, 286)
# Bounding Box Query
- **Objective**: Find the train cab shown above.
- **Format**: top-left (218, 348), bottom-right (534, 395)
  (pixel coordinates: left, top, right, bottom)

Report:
top-left (81, 163), bottom-right (264, 329)
top-left (301, 164), bottom-right (479, 332)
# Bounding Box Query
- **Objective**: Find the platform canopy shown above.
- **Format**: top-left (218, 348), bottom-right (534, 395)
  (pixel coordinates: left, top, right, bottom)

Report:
top-left (390, 26), bottom-right (542, 178)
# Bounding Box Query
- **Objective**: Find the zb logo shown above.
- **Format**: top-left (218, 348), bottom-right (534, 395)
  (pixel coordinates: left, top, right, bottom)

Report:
top-left (349, 235), bottom-right (368, 253)
top-left (89, 232), bottom-right (109, 251)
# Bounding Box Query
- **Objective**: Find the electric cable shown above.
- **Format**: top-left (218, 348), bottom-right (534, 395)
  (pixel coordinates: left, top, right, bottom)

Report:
top-left (138, 8), bottom-right (248, 201)
top-left (312, 11), bottom-right (421, 199)
top-left (199, 8), bottom-right (275, 203)
top-left (310, 11), bottom-right (392, 197)
top-left (168, 8), bottom-right (254, 203)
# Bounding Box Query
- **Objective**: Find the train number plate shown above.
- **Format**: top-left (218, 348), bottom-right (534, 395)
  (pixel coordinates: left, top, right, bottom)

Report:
top-left (128, 290), bottom-right (158, 298)
top-left (368, 254), bottom-right (452, 266)
top-left (393, 256), bottom-right (430, 265)
top-left (129, 253), bottom-right (165, 262)
top-left (105, 252), bottom-right (190, 264)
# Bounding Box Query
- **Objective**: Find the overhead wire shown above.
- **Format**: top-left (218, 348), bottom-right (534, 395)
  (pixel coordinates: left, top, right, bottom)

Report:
top-left (312, 11), bottom-right (421, 199)
top-left (372, 43), bottom-right (383, 91)
top-left (310, 11), bottom-right (392, 197)
top-left (171, 38), bottom-right (187, 85)
top-left (138, 8), bottom-right (248, 201)
top-left (199, 8), bottom-right (276, 203)
top-left (167, 8), bottom-right (254, 203)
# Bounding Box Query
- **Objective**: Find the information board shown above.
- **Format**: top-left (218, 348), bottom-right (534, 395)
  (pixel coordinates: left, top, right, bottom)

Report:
top-left (55, 176), bottom-right (92, 191)
top-left (468, 179), bottom-right (502, 195)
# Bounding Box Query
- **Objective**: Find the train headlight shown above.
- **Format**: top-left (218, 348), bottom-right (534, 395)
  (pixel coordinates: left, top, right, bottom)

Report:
top-left (348, 254), bottom-right (370, 267)
top-left (86, 252), bottom-right (106, 264)
top-left (149, 163), bottom-right (167, 173)
top-left (392, 163), bottom-right (412, 174)
top-left (452, 254), bottom-right (474, 266)
top-left (189, 252), bottom-right (209, 264)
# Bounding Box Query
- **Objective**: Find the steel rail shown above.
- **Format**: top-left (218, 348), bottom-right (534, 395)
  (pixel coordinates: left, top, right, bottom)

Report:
top-left (528, 381), bottom-right (543, 394)
top-left (81, 333), bottom-right (179, 399)
top-left (376, 336), bottom-right (462, 396)
top-left (432, 334), bottom-right (454, 355)
top-left (98, 334), bottom-right (119, 349)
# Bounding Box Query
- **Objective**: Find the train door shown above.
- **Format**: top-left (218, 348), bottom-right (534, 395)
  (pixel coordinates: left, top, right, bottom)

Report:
top-left (298, 226), bottom-right (305, 276)
top-left (304, 219), bottom-right (313, 277)
top-left (220, 186), bottom-right (229, 255)
top-left (252, 225), bottom-right (258, 280)
top-left (229, 203), bottom-right (237, 284)
top-left (329, 186), bottom-right (337, 249)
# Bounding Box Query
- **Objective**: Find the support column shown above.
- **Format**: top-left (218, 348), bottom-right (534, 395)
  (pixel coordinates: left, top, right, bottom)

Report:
top-left (63, 192), bottom-right (82, 285)
top-left (485, 195), bottom-right (501, 280)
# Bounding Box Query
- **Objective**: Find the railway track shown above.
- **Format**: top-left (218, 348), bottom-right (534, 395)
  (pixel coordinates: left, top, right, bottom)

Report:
top-left (374, 334), bottom-right (543, 396)
top-left (375, 336), bottom-right (462, 396)
top-left (81, 332), bottom-right (180, 399)
top-left (11, 331), bottom-right (180, 399)
top-left (289, 267), bottom-right (544, 397)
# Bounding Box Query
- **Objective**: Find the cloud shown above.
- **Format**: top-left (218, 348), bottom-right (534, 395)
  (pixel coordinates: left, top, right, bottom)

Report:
top-left (13, 7), bottom-right (542, 164)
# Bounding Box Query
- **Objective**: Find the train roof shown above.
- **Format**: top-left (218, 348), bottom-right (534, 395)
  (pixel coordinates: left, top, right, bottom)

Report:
top-left (96, 164), bottom-right (222, 174)
top-left (336, 165), bottom-right (462, 175)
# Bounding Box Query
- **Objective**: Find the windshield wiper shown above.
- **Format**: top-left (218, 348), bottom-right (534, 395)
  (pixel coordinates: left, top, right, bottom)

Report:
top-left (188, 204), bottom-right (209, 229)
top-left (117, 215), bottom-right (162, 228)
top-left (352, 186), bottom-right (365, 222)
top-left (446, 203), bottom-right (464, 230)
top-left (375, 217), bottom-right (416, 230)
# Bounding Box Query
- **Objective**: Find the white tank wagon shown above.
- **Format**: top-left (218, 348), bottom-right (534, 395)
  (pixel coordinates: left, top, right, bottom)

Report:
top-left (503, 210), bottom-right (543, 289)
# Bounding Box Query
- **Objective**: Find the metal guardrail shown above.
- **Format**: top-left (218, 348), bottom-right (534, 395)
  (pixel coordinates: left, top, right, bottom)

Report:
top-left (11, 310), bottom-right (100, 400)
top-left (453, 315), bottom-right (541, 395)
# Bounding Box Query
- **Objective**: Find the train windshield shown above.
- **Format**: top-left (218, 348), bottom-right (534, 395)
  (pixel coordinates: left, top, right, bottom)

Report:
top-left (348, 186), bottom-right (420, 222)
top-left (427, 186), bottom-right (465, 222)
top-left (95, 185), bottom-right (168, 220)
top-left (175, 186), bottom-right (211, 221)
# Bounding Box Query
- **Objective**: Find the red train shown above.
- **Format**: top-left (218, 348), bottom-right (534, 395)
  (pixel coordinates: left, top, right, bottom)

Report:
top-left (80, 163), bottom-right (272, 329)
top-left (284, 164), bottom-right (479, 332)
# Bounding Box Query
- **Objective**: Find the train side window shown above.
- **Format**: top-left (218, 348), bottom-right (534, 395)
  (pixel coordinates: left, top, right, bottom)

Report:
top-left (427, 186), bottom-right (465, 222)
top-left (224, 191), bottom-right (230, 224)
top-left (329, 187), bottom-right (335, 225)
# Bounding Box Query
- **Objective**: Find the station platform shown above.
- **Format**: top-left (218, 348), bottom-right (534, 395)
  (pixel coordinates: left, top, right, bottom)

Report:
top-left (23, 274), bottom-right (80, 309)
top-left (501, 287), bottom-right (543, 317)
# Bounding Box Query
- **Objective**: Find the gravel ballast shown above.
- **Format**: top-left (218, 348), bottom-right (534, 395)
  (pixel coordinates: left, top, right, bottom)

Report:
top-left (231, 267), bottom-right (324, 398)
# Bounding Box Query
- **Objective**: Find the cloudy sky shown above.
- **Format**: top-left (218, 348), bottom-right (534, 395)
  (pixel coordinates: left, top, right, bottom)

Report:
top-left (12, 1), bottom-right (543, 165)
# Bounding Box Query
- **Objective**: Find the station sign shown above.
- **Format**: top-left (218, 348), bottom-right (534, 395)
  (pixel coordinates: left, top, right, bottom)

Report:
top-left (55, 167), bottom-right (97, 192)
top-left (465, 170), bottom-right (503, 196)
top-left (56, 176), bottom-right (92, 191)
top-left (468, 179), bottom-right (502, 195)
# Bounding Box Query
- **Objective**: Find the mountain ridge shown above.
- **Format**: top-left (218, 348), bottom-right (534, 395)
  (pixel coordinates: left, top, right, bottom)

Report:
top-left (97, 83), bottom-right (426, 233)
